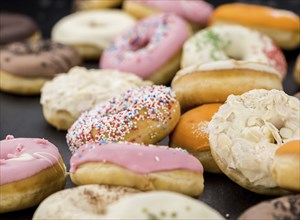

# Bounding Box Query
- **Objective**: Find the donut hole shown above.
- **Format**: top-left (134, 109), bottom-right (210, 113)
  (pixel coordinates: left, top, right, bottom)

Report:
top-left (89, 21), bottom-right (105, 27)
top-left (129, 37), bottom-right (150, 52)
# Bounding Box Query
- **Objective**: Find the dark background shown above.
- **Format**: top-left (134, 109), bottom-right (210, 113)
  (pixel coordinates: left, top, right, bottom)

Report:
top-left (0, 0), bottom-right (299, 219)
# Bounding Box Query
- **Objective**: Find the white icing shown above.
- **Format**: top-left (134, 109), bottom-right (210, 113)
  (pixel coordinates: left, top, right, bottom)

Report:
top-left (208, 89), bottom-right (300, 187)
top-left (52, 10), bottom-right (136, 49)
top-left (41, 66), bottom-right (151, 119)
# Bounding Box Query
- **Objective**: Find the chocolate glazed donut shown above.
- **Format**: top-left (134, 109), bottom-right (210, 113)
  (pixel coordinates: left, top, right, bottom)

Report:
top-left (0, 13), bottom-right (40, 45)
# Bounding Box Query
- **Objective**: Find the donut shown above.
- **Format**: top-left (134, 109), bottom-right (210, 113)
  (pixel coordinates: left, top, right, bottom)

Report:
top-left (170, 104), bottom-right (222, 173)
top-left (66, 85), bottom-right (180, 152)
top-left (123, 0), bottom-right (213, 31)
top-left (100, 13), bottom-right (191, 85)
top-left (208, 89), bottom-right (299, 195)
top-left (272, 139), bottom-right (300, 191)
top-left (238, 195), bottom-right (300, 220)
top-left (294, 54), bottom-right (300, 87)
top-left (209, 3), bottom-right (300, 50)
top-left (171, 60), bottom-right (283, 111)
top-left (70, 142), bottom-right (204, 197)
top-left (181, 25), bottom-right (287, 79)
top-left (73, 0), bottom-right (123, 10)
top-left (0, 135), bottom-right (66, 213)
top-left (105, 191), bottom-right (224, 219)
top-left (52, 10), bottom-right (136, 60)
top-left (41, 66), bottom-right (152, 130)
top-left (0, 40), bottom-right (81, 95)
top-left (0, 13), bottom-right (40, 46)
top-left (33, 185), bottom-right (140, 220)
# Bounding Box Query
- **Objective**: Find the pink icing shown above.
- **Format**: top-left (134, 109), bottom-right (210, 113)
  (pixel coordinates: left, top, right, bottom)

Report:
top-left (70, 143), bottom-right (203, 174)
top-left (132, 0), bottom-right (213, 25)
top-left (100, 13), bottom-right (190, 78)
top-left (0, 136), bottom-right (61, 185)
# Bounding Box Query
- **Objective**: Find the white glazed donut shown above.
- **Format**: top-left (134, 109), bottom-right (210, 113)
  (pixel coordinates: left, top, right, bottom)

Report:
top-left (208, 89), bottom-right (300, 195)
top-left (51, 10), bottom-right (136, 59)
top-left (181, 25), bottom-right (287, 79)
top-left (41, 66), bottom-right (151, 130)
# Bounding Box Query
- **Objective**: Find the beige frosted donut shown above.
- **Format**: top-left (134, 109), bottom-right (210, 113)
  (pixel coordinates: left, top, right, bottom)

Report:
top-left (208, 89), bottom-right (299, 195)
top-left (41, 66), bottom-right (151, 130)
top-left (33, 185), bottom-right (140, 220)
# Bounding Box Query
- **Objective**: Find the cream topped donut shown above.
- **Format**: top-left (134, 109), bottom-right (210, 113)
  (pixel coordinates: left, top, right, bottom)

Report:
top-left (172, 60), bottom-right (283, 111)
top-left (41, 66), bottom-right (152, 130)
top-left (0, 135), bottom-right (66, 213)
top-left (52, 10), bottom-right (136, 59)
top-left (181, 25), bottom-right (287, 79)
top-left (100, 13), bottom-right (191, 84)
top-left (209, 89), bottom-right (299, 195)
top-left (70, 142), bottom-right (204, 196)
top-left (66, 85), bottom-right (180, 152)
top-left (124, 0), bottom-right (213, 30)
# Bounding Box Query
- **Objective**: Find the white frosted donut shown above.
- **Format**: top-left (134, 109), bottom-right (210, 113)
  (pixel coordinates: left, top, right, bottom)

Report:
top-left (182, 25), bottom-right (287, 78)
top-left (208, 89), bottom-right (300, 195)
top-left (41, 66), bottom-right (151, 130)
top-left (51, 10), bottom-right (136, 59)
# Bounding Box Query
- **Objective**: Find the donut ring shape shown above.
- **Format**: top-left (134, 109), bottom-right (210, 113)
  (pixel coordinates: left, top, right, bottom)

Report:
top-left (66, 85), bottom-right (180, 152)
top-left (181, 25), bottom-right (287, 78)
top-left (208, 89), bottom-right (299, 195)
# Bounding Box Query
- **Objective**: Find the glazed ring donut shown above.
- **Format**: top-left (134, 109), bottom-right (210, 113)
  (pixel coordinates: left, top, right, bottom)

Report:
top-left (73, 0), bottom-right (123, 10)
top-left (294, 54), bottom-right (300, 87)
top-left (0, 40), bottom-right (81, 95)
top-left (170, 104), bottom-right (223, 173)
top-left (181, 25), bottom-right (287, 79)
top-left (0, 135), bottom-right (66, 213)
top-left (52, 10), bottom-right (136, 60)
top-left (272, 139), bottom-right (300, 191)
top-left (70, 142), bottom-right (204, 197)
top-left (171, 60), bottom-right (283, 111)
top-left (41, 66), bottom-right (152, 130)
top-left (124, 0), bottom-right (213, 31)
top-left (209, 3), bottom-right (300, 50)
top-left (100, 13), bottom-right (191, 85)
top-left (208, 89), bottom-right (299, 195)
top-left (33, 184), bottom-right (140, 220)
top-left (66, 85), bottom-right (180, 152)
top-left (0, 13), bottom-right (40, 46)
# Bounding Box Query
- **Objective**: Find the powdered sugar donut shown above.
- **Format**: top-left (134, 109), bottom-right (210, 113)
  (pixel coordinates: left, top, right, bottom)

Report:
top-left (182, 25), bottom-right (287, 79)
top-left (100, 13), bottom-right (190, 84)
top-left (66, 85), bottom-right (180, 152)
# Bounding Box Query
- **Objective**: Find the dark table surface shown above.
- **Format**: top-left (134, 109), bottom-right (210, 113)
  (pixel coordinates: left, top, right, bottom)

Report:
top-left (0, 1), bottom-right (300, 219)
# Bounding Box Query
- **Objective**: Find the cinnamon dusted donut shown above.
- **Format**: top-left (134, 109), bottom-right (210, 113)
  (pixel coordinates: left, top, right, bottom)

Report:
top-left (0, 40), bottom-right (81, 95)
top-left (66, 85), bottom-right (180, 152)
top-left (70, 142), bottom-right (204, 197)
top-left (0, 135), bottom-right (66, 213)
top-left (33, 185), bottom-right (140, 220)
top-left (209, 89), bottom-right (299, 195)
top-left (41, 67), bottom-right (152, 130)
top-left (272, 139), bottom-right (300, 191)
top-left (238, 195), bottom-right (300, 220)
top-left (171, 60), bottom-right (283, 111)
top-left (0, 13), bottom-right (40, 46)
top-left (209, 3), bottom-right (300, 50)
top-left (73, 0), bottom-right (123, 10)
top-left (170, 104), bottom-right (222, 173)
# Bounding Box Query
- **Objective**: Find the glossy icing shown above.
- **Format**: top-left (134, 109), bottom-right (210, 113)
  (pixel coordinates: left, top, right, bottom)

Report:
top-left (0, 135), bottom-right (61, 185)
top-left (70, 142), bottom-right (203, 174)
top-left (100, 13), bottom-right (189, 78)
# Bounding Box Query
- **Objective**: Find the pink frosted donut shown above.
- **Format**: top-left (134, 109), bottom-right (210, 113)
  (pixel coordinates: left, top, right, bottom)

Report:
top-left (70, 142), bottom-right (204, 196)
top-left (0, 135), bottom-right (66, 213)
top-left (124, 0), bottom-right (213, 28)
top-left (100, 13), bottom-right (190, 84)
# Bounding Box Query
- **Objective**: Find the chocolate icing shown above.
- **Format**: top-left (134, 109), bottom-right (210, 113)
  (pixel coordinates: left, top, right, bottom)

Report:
top-left (0, 13), bottom-right (39, 45)
top-left (238, 194), bottom-right (300, 220)
top-left (0, 40), bottom-right (82, 78)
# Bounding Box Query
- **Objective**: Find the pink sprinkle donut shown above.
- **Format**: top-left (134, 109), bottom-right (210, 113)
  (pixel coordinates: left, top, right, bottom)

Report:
top-left (66, 85), bottom-right (180, 152)
top-left (0, 135), bottom-right (66, 213)
top-left (100, 13), bottom-right (190, 84)
top-left (124, 0), bottom-right (214, 27)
